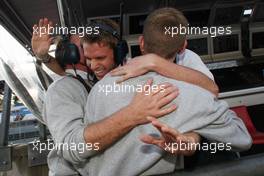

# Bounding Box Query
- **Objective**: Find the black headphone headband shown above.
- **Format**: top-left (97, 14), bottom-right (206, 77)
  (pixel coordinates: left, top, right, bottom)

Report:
top-left (88, 21), bottom-right (128, 66)
top-left (90, 22), bottom-right (120, 40)
top-left (55, 21), bottom-right (128, 68)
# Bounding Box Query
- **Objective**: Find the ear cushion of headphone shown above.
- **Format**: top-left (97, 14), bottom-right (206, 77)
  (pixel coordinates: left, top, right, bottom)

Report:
top-left (55, 41), bottom-right (80, 66)
top-left (64, 43), bottom-right (80, 64)
top-left (114, 40), bottom-right (129, 65)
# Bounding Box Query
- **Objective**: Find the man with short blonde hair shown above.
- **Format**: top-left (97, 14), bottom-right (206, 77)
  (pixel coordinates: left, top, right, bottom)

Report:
top-left (143, 8), bottom-right (188, 59)
top-left (80, 7), bottom-right (252, 176)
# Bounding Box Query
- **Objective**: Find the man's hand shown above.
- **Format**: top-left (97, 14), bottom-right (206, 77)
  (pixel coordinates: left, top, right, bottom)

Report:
top-left (127, 79), bottom-right (179, 125)
top-left (110, 54), bottom-right (160, 83)
top-left (140, 117), bottom-right (201, 156)
top-left (32, 18), bottom-right (53, 58)
top-left (83, 79), bottom-right (179, 152)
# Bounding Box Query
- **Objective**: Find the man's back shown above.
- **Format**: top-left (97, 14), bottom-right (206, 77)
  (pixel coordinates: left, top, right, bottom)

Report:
top-left (82, 72), bottom-right (251, 176)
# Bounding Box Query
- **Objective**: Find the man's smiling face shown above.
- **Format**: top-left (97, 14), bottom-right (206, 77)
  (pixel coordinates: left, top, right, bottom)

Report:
top-left (83, 42), bottom-right (116, 80)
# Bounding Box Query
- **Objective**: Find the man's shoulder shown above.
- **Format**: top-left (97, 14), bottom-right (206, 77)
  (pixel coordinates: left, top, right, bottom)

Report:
top-left (47, 76), bottom-right (77, 90)
top-left (89, 72), bottom-right (156, 99)
top-left (185, 49), bottom-right (199, 56)
top-left (46, 76), bottom-right (87, 95)
top-left (92, 72), bottom-right (214, 99)
top-left (154, 74), bottom-right (215, 98)
top-left (95, 73), bottom-right (118, 85)
top-left (177, 49), bottom-right (202, 67)
top-left (181, 49), bottom-right (202, 62)
top-left (180, 49), bottom-right (214, 80)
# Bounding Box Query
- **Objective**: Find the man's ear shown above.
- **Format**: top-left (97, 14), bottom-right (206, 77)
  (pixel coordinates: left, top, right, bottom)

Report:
top-left (178, 40), bottom-right (187, 54)
top-left (138, 35), bottom-right (145, 54)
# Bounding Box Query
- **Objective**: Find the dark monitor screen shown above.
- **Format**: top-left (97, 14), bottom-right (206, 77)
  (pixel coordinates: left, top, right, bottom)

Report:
top-left (213, 6), bottom-right (243, 26)
top-left (213, 34), bottom-right (239, 53)
top-left (184, 10), bottom-right (210, 27)
top-left (129, 14), bottom-right (147, 34)
top-left (212, 63), bottom-right (264, 92)
top-left (130, 45), bottom-right (141, 58)
top-left (253, 4), bottom-right (264, 22)
top-left (187, 38), bottom-right (208, 55)
top-left (252, 32), bottom-right (264, 49)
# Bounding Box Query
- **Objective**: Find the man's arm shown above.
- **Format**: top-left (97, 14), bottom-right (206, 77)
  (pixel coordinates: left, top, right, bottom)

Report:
top-left (44, 78), bottom-right (178, 164)
top-left (168, 85), bottom-right (252, 152)
top-left (83, 81), bottom-right (179, 152)
top-left (32, 18), bottom-right (65, 75)
top-left (110, 54), bottom-right (219, 96)
top-left (71, 77), bottom-right (251, 175)
top-left (149, 55), bottom-right (219, 96)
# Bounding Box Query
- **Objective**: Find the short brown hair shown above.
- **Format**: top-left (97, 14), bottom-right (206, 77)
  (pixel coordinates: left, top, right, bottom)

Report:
top-left (143, 8), bottom-right (188, 59)
top-left (81, 19), bottom-right (119, 49)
